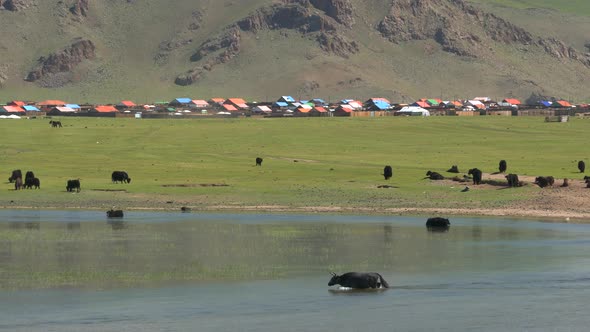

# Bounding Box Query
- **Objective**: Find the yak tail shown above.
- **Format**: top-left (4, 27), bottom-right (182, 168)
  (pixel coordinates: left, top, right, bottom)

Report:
top-left (377, 273), bottom-right (390, 288)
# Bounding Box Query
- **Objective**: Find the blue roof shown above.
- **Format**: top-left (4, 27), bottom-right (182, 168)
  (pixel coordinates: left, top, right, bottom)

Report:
top-left (540, 101), bottom-right (552, 107)
top-left (65, 104), bottom-right (81, 109)
top-left (373, 101), bottom-right (390, 110)
top-left (274, 101), bottom-right (289, 107)
top-left (312, 98), bottom-right (326, 103)
top-left (23, 105), bottom-right (40, 111)
top-left (174, 98), bottom-right (192, 104)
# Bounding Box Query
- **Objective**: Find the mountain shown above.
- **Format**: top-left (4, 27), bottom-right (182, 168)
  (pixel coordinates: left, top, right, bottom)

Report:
top-left (1, 0), bottom-right (590, 103)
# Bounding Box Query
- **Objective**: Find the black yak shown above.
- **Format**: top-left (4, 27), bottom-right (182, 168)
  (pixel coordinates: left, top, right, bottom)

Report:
top-left (328, 272), bottom-right (389, 289)
top-left (447, 165), bottom-right (459, 173)
top-left (468, 168), bottom-right (482, 185)
top-left (426, 217), bottom-right (450, 231)
top-left (535, 176), bottom-right (554, 188)
top-left (107, 209), bottom-right (124, 218)
top-left (383, 165), bottom-right (393, 180)
top-left (66, 179), bottom-right (81, 192)
top-left (578, 161), bottom-right (586, 173)
top-left (426, 171), bottom-right (444, 180)
top-left (111, 171), bottom-right (131, 184)
top-left (561, 178), bottom-right (569, 187)
top-left (505, 174), bottom-right (519, 187)
top-left (8, 169), bottom-right (22, 183)
top-left (24, 177), bottom-right (40, 189)
top-left (499, 160), bottom-right (507, 173)
top-left (49, 120), bottom-right (62, 128)
top-left (255, 157), bottom-right (263, 166)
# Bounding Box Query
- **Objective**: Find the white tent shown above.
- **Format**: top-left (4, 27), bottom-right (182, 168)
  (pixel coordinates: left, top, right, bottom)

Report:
top-left (0, 114), bottom-right (21, 119)
top-left (397, 106), bottom-right (430, 116)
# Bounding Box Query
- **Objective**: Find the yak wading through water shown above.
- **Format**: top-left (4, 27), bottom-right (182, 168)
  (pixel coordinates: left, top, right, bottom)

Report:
top-left (328, 272), bottom-right (390, 289)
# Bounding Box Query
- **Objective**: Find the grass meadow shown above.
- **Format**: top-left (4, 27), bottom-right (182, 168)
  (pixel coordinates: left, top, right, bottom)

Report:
top-left (0, 115), bottom-right (587, 212)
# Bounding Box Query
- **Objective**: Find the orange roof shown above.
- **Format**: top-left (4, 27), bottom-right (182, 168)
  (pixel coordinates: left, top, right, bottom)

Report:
top-left (8, 101), bottom-right (26, 106)
top-left (209, 98), bottom-right (225, 104)
top-left (296, 107), bottom-right (310, 113)
top-left (313, 106), bottom-right (328, 113)
top-left (38, 100), bottom-right (66, 106)
top-left (226, 98), bottom-right (248, 108)
top-left (451, 100), bottom-right (463, 107)
top-left (222, 104), bottom-right (237, 111)
top-left (2, 106), bottom-right (24, 113)
top-left (474, 103), bottom-right (486, 109)
top-left (555, 100), bottom-right (572, 107)
top-left (414, 101), bottom-right (430, 108)
top-left (93, 105), bottom-right (118, 113)
top-left (120, 100), bottom-right (136, 107)
top-left (503, 98), bottom-right (521, 105)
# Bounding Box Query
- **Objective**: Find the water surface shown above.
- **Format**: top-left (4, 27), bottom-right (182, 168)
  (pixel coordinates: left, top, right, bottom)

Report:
top-left (0, 210), bottom-right (589, 331)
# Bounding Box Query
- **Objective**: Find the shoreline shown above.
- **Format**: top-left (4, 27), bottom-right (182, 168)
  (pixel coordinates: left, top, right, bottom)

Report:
top-left (2, 203), bottom-right (588, 224)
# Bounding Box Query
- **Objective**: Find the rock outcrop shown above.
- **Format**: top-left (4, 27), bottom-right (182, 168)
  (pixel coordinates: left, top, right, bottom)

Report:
top-left (377, 0), bottom-right (590, 66)
top-left (26, 39), bottom-right (96, 83)
top-left (69, 0), bottom-right (89, 17)
top-left (176, 1), bottom-right (358, 85)
top-left (1, 0), bottom-right (33, 11)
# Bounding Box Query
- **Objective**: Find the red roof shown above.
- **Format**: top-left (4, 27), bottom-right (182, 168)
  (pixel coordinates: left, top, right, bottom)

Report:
top-left (8, 101), bottom-right (26, 106)
top-left (38, 100), bottom-right (66, 106)
top-left (119, 100), bottom-right (136, 107)
top-left (2, 106), bottom-right (24, 113)
top-left (555, 100), bottom-right (572, 107)
top-left (222, 104), bottom-right (237, 111)
top-left (503, 98), bottom-right (521, 105)
top-left (93, 105), bottom-right (118, 113)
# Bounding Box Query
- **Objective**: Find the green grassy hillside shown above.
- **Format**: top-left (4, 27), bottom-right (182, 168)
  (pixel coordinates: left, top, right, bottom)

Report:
top-left (0, 0), bottom-right (590, 103)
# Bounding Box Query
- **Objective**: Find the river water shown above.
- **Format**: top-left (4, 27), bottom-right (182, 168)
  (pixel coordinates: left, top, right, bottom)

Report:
top-left (0, 210), bottom-right (589, 331)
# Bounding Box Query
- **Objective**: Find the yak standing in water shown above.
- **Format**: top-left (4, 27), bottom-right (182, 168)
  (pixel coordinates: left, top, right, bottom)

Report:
top-left (499, 160), bottom-right (507, 173)
top-left (383, 166), bottom-right (393, 180)
top-left (328, 272), bottom-right (390, 289)
top-left (578, 161), bottom-right (586, 173)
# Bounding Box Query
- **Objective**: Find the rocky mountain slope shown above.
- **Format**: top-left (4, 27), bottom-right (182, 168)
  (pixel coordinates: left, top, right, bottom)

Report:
top-left (1, 0), bottom-right (590, 102)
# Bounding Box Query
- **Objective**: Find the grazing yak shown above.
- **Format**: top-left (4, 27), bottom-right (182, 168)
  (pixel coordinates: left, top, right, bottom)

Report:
top-left (8, 169), bottom-right (22, 183)
top-left (49, 120), bottom-right (62, 128)
top-left (585, 176), bottom-right (590, 188)
top-left (535, 176), bottom-right (555, 188)
top-left (468, 168), bottom-right (482, 185)
top-left (107, 209), bottom-right (124, 218)
top-left (328, 272), bottom-right (389, 289)
top-left (66, 179), bottom-right (81, 192)
top-left (111, 171), bottom-right (131, 184)
top-left (426, 171), bottom-right (444, 180)
top-left (14, 177), bottom-right (23, 190)
top-left (383, 165), bottom-right (393, 180)
top-left (426, 217), bottom-right (450, 231)
top-left (561, 178), bottom-right (569, 187)
top-left (255, 157), bottom-right (263, 166)
top-left (447, 165), bottom-right (459, 173)
top-left (505, 174), bottom-right (520, 187)
top-left (578, 161), bottom-right (586, 173)
top-left (24, 177), bottom-right (40, 189)
top-left (499, 160), bottom-right (507, 173)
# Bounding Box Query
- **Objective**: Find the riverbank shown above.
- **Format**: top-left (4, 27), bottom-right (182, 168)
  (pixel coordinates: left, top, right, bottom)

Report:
top-left (3, 174), bottom-right (589, 222)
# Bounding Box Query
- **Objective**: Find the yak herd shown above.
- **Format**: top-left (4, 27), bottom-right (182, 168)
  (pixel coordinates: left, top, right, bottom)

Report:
top-left (8, 170), bottom-right (131, 192)
top-left (397, 159), bottom-right (589, 189)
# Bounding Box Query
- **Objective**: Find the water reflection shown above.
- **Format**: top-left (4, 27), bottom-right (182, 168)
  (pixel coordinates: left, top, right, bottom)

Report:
top-left (0, 213), bottom-right (588, 291)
